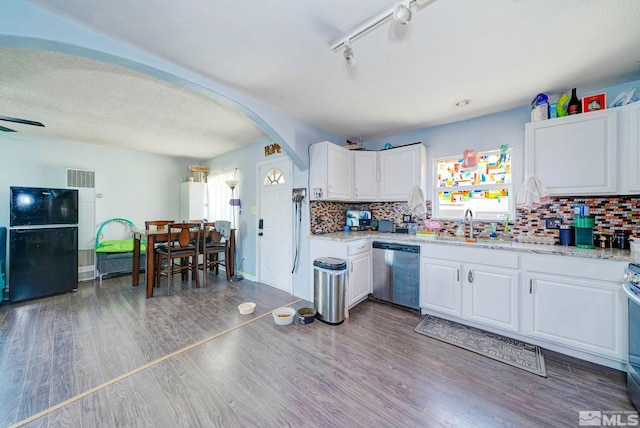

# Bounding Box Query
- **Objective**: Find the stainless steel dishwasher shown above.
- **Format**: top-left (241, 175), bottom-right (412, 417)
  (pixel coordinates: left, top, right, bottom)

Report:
top-left (371, 241), bottom-right (420, 310)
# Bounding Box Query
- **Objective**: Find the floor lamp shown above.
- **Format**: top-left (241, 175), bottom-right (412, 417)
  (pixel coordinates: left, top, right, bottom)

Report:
top-left (225, 177), bottom-right (243, 282)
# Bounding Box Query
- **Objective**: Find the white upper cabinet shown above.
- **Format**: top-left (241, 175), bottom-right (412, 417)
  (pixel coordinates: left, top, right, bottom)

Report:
top-left (525, 109), bottom-right (618, 195)
top-left (309, 141), bottom-right (353, 200)
top-left (378, 143), bottom-right (427, 201)
top-left (353, 151), bottom-right (378, 201)
top-left (309, 141), bottom-right (426, 202)
top-left (622, 101), bottom-right (640, 194)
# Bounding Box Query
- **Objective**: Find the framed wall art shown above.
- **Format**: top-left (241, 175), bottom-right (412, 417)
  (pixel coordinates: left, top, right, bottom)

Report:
top-left (582, 93), bottom-right (606, 112)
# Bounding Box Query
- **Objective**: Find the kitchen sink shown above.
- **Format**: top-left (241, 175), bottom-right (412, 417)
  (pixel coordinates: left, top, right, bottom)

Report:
top-left (434, 237), bottom-right (515, 248)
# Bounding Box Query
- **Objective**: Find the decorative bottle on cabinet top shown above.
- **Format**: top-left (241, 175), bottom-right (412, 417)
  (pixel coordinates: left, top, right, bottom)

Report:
top-left (567, 88), bottom-right (581, 115)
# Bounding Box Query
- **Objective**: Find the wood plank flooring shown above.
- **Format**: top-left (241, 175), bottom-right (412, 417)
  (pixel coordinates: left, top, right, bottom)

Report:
top-left (0, 272), bottom-right (636, 427)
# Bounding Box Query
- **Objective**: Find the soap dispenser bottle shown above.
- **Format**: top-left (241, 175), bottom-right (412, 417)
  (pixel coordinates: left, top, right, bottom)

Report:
top-left (455, 221), bottom-right (465, 238)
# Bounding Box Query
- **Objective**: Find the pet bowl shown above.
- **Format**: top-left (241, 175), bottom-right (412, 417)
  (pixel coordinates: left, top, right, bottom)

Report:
top-left (272, 307), bottom-right (296, 325)
top-left (238, 302), bottom-right (256, 315)
top-left (296, 307), bottom-right (316, 324)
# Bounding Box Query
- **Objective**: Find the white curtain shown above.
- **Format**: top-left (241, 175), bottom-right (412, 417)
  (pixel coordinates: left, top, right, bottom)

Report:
top-left (207, 169), bottom-right (237, 226)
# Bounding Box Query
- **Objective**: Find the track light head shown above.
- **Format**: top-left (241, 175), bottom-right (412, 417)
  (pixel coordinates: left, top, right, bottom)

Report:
top-left (343, 43), bottom-right (355, 66)
top-left (393, 4), bottom-right (413, 25)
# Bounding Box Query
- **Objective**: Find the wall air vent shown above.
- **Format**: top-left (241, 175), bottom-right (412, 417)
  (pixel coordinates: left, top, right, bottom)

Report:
top-left (67, 168), bottom-right (96, 281)
top-left (67, 168), bottom-right (95, 189)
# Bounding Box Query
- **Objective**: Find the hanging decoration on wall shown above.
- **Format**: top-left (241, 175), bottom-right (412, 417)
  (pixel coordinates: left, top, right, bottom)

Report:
top-left (461, 149), bottom-right (478, 170)
top-left (499, 144), bottom-right (509, 167)
top-left (264, 143), bottom-right (281, 157)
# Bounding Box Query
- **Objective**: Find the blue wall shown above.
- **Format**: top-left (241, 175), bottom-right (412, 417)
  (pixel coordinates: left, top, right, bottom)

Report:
top-left (366, 79), bottom-right (640, 201)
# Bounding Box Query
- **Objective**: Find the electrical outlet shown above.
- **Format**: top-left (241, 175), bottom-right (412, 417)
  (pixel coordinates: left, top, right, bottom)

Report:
top-left (545, 217), bottom-right (561, 229)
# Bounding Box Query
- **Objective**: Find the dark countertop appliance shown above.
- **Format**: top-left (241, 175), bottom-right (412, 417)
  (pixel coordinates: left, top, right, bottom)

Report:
top-left (377, 220), bottom-right (393, 233)
top-left (346, 210), bottom-right (371, 229)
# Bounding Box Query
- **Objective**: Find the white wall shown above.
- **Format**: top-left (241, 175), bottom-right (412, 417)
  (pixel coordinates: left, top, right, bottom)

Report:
top-left (0, 133), bottom-right (190, 230)
top-left (203, 139), bottom-right (311, 300)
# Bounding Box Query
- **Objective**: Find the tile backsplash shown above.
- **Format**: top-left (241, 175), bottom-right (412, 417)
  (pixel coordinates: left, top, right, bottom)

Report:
top-left (310, 196), bottom-right (640, 241)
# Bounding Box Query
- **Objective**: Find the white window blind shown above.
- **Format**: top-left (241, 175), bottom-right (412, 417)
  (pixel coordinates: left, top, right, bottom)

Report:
top-left (207, 169), bottom-right (236, 224)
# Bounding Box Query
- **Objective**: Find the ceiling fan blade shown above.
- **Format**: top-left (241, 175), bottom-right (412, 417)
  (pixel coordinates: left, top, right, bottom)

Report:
top-left (0, 115), bottom-right (45, 127)
top-left (0, 125), bottom-right (17, 132)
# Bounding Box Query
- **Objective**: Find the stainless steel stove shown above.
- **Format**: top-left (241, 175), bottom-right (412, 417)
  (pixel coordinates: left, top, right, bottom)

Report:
top-left (623, 263), bottom-right (640, 410)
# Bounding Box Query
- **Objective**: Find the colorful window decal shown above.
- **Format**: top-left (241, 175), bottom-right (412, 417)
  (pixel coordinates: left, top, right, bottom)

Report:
top-left (437, 152), bottom-right (511, 188)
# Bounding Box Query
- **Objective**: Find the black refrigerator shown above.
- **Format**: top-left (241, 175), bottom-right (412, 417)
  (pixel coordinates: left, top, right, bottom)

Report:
top-left (9, 187), bottom-right (78, 302)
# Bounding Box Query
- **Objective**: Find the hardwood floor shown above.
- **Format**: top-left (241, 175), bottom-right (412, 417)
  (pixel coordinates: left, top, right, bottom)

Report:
top-left (0, 272), bottom-right (635, 427)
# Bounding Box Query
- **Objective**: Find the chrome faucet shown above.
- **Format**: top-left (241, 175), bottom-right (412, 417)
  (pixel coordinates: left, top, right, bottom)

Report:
top-left (464, 209), bottom-right (473, 240)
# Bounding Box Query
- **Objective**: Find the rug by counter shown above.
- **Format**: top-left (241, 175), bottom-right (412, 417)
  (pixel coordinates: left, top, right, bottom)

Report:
top-left (415, 315), bottom-right (546, 377)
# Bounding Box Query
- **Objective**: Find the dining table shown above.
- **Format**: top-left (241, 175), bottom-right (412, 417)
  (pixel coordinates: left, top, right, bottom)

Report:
top-left (132, 227), bottom-right (236, 298)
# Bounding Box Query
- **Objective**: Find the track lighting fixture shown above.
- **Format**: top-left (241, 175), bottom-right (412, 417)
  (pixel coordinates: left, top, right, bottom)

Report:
top-left (330, 1), bottom-right (418, 62)
top-left (343, 42), bottom-right (355, 66)
top-left (393, 4), bottom-right (413, 25)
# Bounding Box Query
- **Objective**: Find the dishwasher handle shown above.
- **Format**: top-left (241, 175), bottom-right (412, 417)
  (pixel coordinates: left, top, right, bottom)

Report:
top-left (372, 241), bottom-right (420, 254)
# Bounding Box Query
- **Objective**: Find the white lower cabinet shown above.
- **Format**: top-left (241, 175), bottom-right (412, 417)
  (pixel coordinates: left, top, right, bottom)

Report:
top-left (524, 254), bottom-right (627, 361)
top-left (420, 245), bottom-right (520, 332)
top-left (309, 238), bottom-right (371, 309)
top-left (420, 258), bottom-right (461, 317)
top-left (348, 250), bottom-right (371, 306)
top-left (462, 263), bottom-right (519, 332)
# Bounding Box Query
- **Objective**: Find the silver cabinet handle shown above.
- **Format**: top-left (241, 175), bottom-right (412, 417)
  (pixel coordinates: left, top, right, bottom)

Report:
top-left (529, 279), bottom-right (532, 294)
top-left (457, 268), bottom-right (459, 282)
top-left (468, 270), bottom-right (474, 283)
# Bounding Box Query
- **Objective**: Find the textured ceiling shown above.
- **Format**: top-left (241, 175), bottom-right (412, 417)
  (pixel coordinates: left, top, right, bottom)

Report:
top-left (0, 49), bottom-right (267, 159)
top-left (5, 0), bottom-right (640, 158)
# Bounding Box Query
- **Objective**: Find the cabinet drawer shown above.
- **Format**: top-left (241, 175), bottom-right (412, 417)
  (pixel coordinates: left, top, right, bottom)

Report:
top-left (347, 240), bottom-right (369, 256)
top-left (525, 254), bottom-right (626, 282)
top-left (423, 244), bottom-right (519, 269)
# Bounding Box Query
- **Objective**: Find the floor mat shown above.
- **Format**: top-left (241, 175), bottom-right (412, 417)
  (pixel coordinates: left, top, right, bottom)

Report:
top-left (415, 315), bottom-right (546, 377)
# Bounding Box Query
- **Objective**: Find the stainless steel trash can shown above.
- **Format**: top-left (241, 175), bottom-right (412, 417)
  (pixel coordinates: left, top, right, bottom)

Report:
top-left (313, 257), bottom-right (347, 325)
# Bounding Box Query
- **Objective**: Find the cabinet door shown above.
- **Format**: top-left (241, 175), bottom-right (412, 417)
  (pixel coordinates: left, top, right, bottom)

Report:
top-left (525, 273), bottom-right (625, 359)
top-left (462, 264), bottom-right (519, 332)
top-left (524, 110), bottom-right (617, 195)
top-left (354, 151), bottom-right (378, 200)
top-left (309, 142), bottom-right (353, 200)
top-left (379, 144), bottom-right (426, 201)
top-left (420, 258), bottom-right (461, 317)
top-left (348, 252), bottom-right (371, 307)
top-left (627, 102), bottom-right (640, 193)
top-left (327, 144), bottom-right (353, 200)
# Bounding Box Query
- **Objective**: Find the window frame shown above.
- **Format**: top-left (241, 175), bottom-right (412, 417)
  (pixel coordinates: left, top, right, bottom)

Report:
top-left (431, 148), bottom-right (515, 221)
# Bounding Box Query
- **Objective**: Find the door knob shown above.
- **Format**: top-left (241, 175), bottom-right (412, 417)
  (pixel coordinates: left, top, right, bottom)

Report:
top-left (258, 232), bottom-right (263, 237)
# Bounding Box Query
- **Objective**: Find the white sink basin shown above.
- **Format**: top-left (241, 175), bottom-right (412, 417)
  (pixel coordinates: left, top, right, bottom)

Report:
top-left (435, 237), bottom-right (514, 248)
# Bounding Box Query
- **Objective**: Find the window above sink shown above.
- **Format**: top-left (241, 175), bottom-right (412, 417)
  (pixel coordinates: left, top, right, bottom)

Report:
top-left (433, 148), bottom-right (514, 221)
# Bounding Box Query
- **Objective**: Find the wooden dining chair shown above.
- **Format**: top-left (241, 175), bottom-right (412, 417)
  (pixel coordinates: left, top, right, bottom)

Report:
top-left (199, 222), bottom-right (230, 285)
top-left (145, 220), bottom-right (174, 287)
top-left (145, 220), bottom-right (174, 231)
top-left (154, 222), bottom-right (200, 295)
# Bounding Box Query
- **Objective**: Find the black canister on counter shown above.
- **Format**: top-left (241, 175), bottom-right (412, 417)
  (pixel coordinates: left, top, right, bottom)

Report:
top-left (613, 231), bottom-right (630, 249)
top-left (559, 225), bottom-right (574, 246)
top-left (596, 234), bottom-right (611, 249)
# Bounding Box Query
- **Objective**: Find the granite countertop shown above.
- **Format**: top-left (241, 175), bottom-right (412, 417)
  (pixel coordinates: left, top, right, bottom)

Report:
top-left (310, 231), bottom-right (636, 263)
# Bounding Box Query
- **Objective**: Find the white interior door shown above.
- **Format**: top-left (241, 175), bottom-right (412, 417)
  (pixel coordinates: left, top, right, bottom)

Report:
top-left (258, 158), bottom-right (292, 292)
